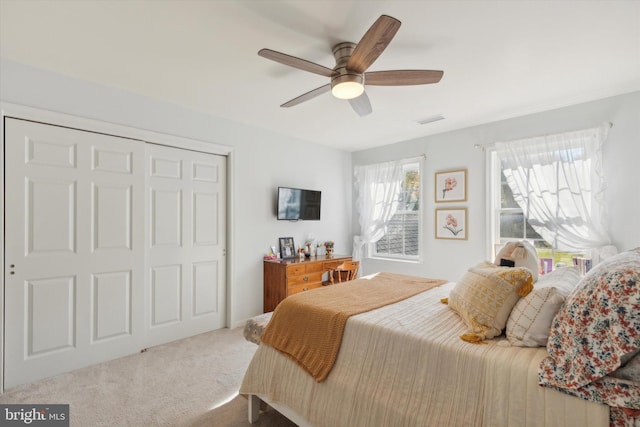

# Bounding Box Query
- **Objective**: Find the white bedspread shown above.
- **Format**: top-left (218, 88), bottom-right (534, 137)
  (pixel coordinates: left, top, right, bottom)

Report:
top-left (240, 282), bottom-right (609, 427)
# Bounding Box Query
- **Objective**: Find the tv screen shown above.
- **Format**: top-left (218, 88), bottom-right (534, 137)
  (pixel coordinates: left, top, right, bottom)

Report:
top-left (277, 187), bottom-right (321, 220)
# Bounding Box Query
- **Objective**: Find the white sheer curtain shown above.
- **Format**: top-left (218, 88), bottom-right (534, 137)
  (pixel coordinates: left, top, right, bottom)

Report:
top-left (352, 160), bottom-right (404, 262)
top-left (495, 123), bottom-right (617, 262)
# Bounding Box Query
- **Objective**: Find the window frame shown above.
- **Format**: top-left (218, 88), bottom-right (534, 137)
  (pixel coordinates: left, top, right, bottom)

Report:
top-left (487, 149), bottom-right (589, 271)
top-left (488, 149), bottom-right (545, 255)
top-left (367, 157), bottom-right (423, 262)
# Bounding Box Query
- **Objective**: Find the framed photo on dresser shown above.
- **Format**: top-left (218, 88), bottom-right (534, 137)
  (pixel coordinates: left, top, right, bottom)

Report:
top-left (279, 237), bottom-right (296, 259)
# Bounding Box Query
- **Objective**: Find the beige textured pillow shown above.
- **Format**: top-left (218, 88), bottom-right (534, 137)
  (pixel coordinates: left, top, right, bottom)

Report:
top-left (448, 261), bottom-right (534, 343)
top-left (506, 266), bottom-right (581, 347)
top-left (495, 240), bottom-right (539, 282)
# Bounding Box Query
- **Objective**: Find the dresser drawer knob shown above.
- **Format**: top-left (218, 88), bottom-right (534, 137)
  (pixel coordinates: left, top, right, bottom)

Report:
top-left (303, 276), bottom-right (309, 282)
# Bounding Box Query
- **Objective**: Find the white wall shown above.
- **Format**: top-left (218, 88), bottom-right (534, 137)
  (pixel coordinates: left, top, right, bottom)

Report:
top-left (352, 91), bottom-right (640, 282)
top-left (0, 59), bottom-right (353, 327)
top-left (3, 58), bottom-right (638, 325)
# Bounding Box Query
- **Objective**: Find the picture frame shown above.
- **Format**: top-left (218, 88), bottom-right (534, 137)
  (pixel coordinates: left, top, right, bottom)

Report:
top-left (435, 208), bottom-right (468, 240)
top-left (279, 237), bottom-right (296, 259)
top-left (435, 169), bottom-right (467, 202)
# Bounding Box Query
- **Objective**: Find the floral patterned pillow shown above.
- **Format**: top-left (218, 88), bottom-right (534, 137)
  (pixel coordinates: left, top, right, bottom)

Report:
top-left (539, 248), bottom-right (640, 389)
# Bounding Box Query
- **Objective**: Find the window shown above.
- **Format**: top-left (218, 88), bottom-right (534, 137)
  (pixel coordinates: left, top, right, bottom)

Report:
top-left (489, 124), bottom-right (613, 274)
top-left (372, 161), bottom-right (421, 260)
top-left (489, 150), bottom-right (589, 273)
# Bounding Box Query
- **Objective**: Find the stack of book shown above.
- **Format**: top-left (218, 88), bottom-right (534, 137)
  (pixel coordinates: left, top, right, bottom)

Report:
top-left (573, 257), bottom-right (593, 276)
top-left (539, 258), bottom-right (553, 275)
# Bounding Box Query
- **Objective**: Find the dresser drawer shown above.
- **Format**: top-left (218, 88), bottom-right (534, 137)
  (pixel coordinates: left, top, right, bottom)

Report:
top-left (306, 262), bottom-right (324, 273)
top-left (288, 264), bottom-right (306, 275)
top-left (288, 281), bottom-right (323, 295)
top-left (288, 262), bottom-right (324, 275)
top-left (288, 272), bottom-right (323, 287)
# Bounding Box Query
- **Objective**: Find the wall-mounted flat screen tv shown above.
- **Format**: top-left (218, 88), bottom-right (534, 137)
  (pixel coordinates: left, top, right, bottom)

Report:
top-left (277, 187), bottom-right (321, 220)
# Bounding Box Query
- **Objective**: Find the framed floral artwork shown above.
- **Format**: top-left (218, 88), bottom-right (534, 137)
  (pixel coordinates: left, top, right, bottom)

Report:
top-left (435, 208), bottom-right (467, 240)
top-left (435, 169), bottom-right (467, 202)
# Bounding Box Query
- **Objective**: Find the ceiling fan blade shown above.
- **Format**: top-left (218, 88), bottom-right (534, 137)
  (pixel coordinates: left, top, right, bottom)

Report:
top-left (346, 15), bottom-right (401, 74)
top-left (365, 70), bottom-right (444, 86)
top-left (281, 84), bottom-right (331, 108)
top-left (348, 92), bottom-right (372, 117)
top-left (259, 48), bottom-right (335, 78)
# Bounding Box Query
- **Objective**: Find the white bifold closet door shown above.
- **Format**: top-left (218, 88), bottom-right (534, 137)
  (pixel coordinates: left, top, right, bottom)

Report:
top-left (145, 144), bottom-right (226, 347)
top-left (4, 118), bottom-right (146, 389)
top-left (3, 118), bottom-right (226, 390)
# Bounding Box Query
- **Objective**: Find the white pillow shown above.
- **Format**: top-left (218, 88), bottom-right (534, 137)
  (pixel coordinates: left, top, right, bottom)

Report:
top-left (506, 266), bottom-right (581, 347)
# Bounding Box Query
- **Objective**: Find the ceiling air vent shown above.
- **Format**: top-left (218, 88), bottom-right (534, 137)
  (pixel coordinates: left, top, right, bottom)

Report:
top-left (417, 114), bottom-right (445, 125)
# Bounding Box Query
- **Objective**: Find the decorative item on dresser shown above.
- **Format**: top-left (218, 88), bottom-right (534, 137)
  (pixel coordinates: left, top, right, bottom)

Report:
top-left (278, 237), bottom-right (296, 259)
top-left (263, 254), bottom-right (352, 312)
top-left (324, 240), bottom-right (335, 257)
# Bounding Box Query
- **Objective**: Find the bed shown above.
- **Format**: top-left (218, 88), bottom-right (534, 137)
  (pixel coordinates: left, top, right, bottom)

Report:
top-left (240, 250), bottom-right (640, 427)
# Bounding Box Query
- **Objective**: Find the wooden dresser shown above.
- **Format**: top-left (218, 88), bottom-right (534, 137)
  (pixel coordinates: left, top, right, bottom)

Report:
top-left (263, 254), bottom-right (352, 312)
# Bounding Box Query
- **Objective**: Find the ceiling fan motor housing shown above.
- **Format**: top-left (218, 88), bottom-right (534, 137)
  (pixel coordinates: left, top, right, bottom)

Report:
top-left (331, 42), bottom-right (364, 98)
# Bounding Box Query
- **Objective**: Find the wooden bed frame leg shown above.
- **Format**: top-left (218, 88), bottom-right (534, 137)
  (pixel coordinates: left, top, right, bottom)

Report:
top-left (248, 394), bottom-right (260, 423)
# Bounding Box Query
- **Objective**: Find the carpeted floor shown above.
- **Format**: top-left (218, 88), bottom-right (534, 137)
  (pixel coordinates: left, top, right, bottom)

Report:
top-left (188, 395), bottom-right (296, 427)
top-left (0, 327), bottom-right (296, 426)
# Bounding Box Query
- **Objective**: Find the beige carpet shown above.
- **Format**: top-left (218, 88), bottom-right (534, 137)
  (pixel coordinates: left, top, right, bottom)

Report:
top-left (0, 327), bottom-right (296, 426)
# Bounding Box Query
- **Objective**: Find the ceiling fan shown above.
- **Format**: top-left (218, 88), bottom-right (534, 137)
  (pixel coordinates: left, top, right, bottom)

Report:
top-left (258, 14), bottom-right (444, 117)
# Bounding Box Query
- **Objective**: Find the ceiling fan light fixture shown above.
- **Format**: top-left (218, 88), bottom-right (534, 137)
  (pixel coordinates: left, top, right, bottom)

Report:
top-left (259, 15), bottom-right (444, 115)
top-left (331, 74), bottom-right (364, 100)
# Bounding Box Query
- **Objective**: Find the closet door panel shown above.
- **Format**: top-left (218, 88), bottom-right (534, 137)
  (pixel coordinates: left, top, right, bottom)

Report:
top-left (92, 183), bottom-right (133, 251)
top-left (92, 270), bottom-right (132, 341)
top-left (4, 118), bottom-right (145, 389)
top-left (27, 178), bottom-right (76, 254)
top-left (145, 145), bottom-right (226, 347)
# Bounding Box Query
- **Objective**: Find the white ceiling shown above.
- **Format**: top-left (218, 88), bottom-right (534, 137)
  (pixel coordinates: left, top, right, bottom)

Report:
top-left (1, 1), bottom-right (639, 152)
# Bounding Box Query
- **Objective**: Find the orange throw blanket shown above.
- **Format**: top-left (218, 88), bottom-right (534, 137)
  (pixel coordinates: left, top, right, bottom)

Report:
top-left (260, 272), bottom-right (447, 382)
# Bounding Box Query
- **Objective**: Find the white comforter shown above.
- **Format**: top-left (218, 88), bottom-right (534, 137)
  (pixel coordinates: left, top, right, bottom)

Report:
top-left (240, 282), bottom-right (609, 427)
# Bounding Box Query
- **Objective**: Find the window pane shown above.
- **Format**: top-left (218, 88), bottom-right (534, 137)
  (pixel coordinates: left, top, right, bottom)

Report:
top-left (402, 167), bottom-right (420, 211)
top-left (382, 215), bottom-right (404, 255)
top-left (374, 161), bottom-right (420, 259)
top-left (525, 220), bottom-right (543, 240)
top-left (492, 150), bottom-right (593, 276)
top-left (500, 211), bottom-right (525, 238)
top-left (501, 171), bottom-right (519, 208)
top-left (404, 212), bottom-right (419, 255)
top-left (375, 212), bottom-right (419, 256)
